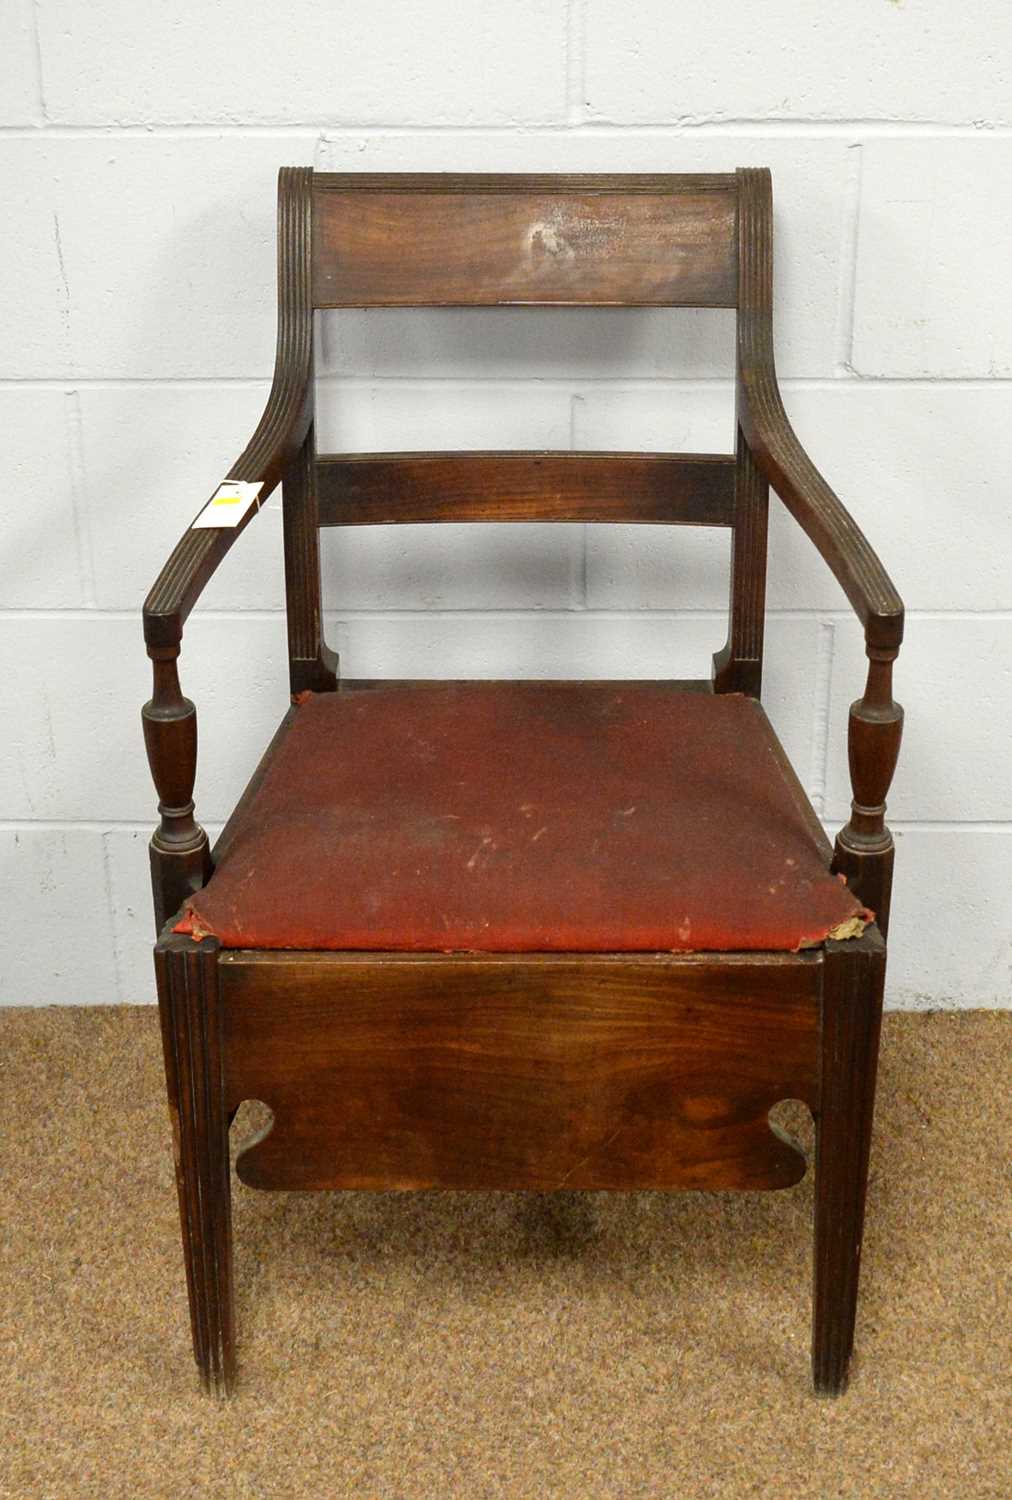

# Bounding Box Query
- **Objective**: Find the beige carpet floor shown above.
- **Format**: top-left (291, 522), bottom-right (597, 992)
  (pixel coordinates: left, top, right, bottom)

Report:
top-left (0, 1007), bottom-right (1008, 1499)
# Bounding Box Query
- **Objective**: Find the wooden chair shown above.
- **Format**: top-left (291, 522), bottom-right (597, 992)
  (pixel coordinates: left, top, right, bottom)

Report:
top-left (142, 169), bottom-right (903, 1397)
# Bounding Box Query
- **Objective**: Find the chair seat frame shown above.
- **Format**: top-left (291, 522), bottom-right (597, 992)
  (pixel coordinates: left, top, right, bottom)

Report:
top-left (142, 169), bottom-right (904, 1396)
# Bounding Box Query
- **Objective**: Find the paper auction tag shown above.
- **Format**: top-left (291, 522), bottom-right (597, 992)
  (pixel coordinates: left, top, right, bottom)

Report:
top-left (191, 481), bottom-right (262, 529)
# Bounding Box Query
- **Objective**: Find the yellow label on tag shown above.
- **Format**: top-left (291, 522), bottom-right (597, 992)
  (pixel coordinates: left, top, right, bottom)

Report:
top-left (191, 481), bottom-right (263, 529)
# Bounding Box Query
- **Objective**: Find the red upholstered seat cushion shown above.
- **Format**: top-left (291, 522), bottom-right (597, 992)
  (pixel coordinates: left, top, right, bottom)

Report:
top-left (176, 681), bottom-right (867, 953)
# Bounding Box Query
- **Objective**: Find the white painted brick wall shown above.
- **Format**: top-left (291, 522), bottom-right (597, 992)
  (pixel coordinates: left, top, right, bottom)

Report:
top-left (1, 2), bottom-right (1009, 1009)
top-left (582, 2), bottom-right (1012, 126)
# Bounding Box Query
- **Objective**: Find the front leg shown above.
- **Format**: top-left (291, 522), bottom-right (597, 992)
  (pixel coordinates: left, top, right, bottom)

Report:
top-left (155, 931), bottom-right (235, 1395)
top-left (812, 931), bottom-right (885, 1394)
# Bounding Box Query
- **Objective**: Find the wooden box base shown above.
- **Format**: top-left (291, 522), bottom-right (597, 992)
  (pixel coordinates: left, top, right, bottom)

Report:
top-left (220, 951), bottom-right (821, 1193)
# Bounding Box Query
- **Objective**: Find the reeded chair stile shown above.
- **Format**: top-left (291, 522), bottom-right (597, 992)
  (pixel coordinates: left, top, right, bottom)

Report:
top-left (142, 169), bottom-right (903, 1396)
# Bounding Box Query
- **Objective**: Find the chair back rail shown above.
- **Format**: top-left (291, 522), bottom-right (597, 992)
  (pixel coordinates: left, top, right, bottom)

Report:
top-left (276, 169), bottom-right (769, 694)
top-left (311, 173), bottom-right (738, 308)
top-left (314, 451), bottom-right (735, 527)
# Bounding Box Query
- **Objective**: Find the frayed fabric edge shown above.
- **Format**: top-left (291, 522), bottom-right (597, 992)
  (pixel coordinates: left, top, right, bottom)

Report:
top-left (172, 907), bottom-right (215, 943)
top-left (795, 907), bottom-right (874, 951)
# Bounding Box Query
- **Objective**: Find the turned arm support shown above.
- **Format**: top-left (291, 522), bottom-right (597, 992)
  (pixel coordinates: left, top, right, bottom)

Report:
top-left (739, 362), bottom-right (904, 933)
top-left (141, 470), bottom-right (279, 929)
top-left (142, 645), bottom-right (211, 930)
top-left (141, 343), bottom-right (312, 927)
top-left (832, 645), bottom-right (903, 937)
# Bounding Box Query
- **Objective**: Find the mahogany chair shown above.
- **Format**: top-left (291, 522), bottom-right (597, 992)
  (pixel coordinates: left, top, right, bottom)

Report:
top-left (142, 169), bottom-right (903, 1397)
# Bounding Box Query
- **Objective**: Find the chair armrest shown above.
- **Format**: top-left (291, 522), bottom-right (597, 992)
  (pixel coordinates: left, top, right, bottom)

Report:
top-left (731, 165), bottom-right (903, 931)
top-left (143, 510), bottom-right (262, 651)
top-left (739, 348), bottom-right (904, 932)
top-left (738, 362), bottom-right (904, 655)
top-left (144, 165), bottom-right (316, 652)
top-left (140, 164), bottom-right (321, 931)
top-left (142, 378), bottom-right (310, 650)
top-left (141, 361), bottom-right (311, 927)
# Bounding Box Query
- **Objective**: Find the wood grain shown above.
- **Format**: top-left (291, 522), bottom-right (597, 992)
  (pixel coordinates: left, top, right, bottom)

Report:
top-left (712, 422), bottom-right (769, 695)
top-left (312, 176), bottom-right (738, 307)
top-left (142, 649), bottom-right (211, 930)
top-left (144, 167), bottom-right (315, 651)
top-left (832, 650), bottom-right (903, 933)
top-left (140, 166), bottom-right (903, 1398)
top-left (220, 951), bottom-right (820, 1193)
top-left (282, 423), bottom-right (339, 695)
top-left (155, 931), bottom-right (235, 1396)
top-left (812, 931), bottom-right (885, 1395)
top-left (315, 451), bottom-right (735, 527)
top-left (735, 167), bottom-right (904, 653)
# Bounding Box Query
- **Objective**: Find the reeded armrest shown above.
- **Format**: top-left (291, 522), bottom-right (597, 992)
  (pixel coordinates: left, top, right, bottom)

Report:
top-left (144, 165), bottom-right (317, 651)
top-left (735, 170), bottom-right (903, 654)
top-left (141, 166), bottom-right (319, 930)
top-left (142, 377), bottom-right (309, 650)
top-left (144, 507), bottom-right (262, 651)
top-left (739, 359), bottom-right (904, 654)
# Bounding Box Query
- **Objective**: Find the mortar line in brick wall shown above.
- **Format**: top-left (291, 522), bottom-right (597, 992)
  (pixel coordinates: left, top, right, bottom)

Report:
top-left (310, 132), bottom-right (330, 171)
top-left (0, 376), bottom-right (724, 392)
top-left (319, 375), bottom-right (1007, 390)
top-left (99, 829), bottom-right (128, 1003)
top-left (0, 124), bottom-right (326, 139)
top-left (834, 143), bottom-right (862, 376)
top-left (576, 530), bottom-right (589, 609)
top-left (569, 392), bottom-right (589, 609)
top-left (778, 377), bottom-right (1012, 390)
top-left (0, 377), bottom-right (275, 390)
top-left (316, 375), bottom-right (731, 391)
top-left (313, 372), bottom-right (1003, 390)
top-left (878, 823), bottom-right (1012, 835)
top-left (565, 0), bottom-right (588, 126)
top-left (63, 388), bottom-right (96, 607)
top-left (1, 820), bottom-right (225, 834)
top-left (4, 607), bottom-right (1012, 624)
top-left (1, 820), bottom-right (154, 832)
top-left (563, 119), bottom-right (1012, 138)
top-left (3, 376), bottom-right (1010, 392)
top-left (325, 607), bottom-right (1012, 623)
top-left (27, 0), bottom-right (48, 125)
top-left (2, 121), bottom-right (1012, 139)
top-left (823, 822), bottom-right (1012, 836)
top-left (807, 619), bottom-right (835, 818)
top-left (3, 815), bottom-right (1012, 836)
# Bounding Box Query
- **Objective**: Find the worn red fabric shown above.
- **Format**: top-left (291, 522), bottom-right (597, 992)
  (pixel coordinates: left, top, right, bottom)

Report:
top-left (176, 681), bottom-right (867, 953)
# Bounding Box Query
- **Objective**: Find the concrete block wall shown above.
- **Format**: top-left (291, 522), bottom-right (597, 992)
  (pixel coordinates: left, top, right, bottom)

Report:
top-left (2, 1), bottom-right (1010, 1009)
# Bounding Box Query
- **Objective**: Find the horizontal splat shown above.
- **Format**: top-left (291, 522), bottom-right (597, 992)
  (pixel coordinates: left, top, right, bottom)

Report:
top-left (314, 451), bottom-right (735, 527)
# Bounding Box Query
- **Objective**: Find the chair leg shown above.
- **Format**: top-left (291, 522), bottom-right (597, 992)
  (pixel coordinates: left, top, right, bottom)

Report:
top-left (154, 931), bottom-right (235, 1396)
top-left (812, 932), bottom-right (885, 1396)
